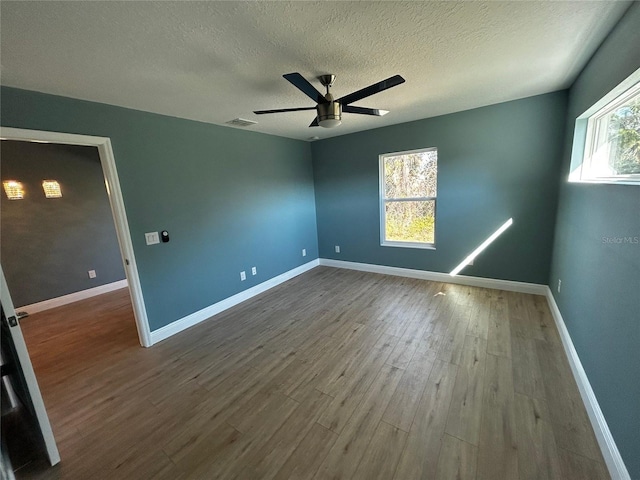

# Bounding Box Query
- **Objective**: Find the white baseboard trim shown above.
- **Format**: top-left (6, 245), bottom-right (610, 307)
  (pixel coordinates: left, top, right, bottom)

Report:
top-left (545, 287), bottom-right (630, 480)
top-left (19, 280), bottom-right (128, 315)
top-left (319, 258), bottom-right (547, 295)
top-left (149, 259), bottom-right (320, 345)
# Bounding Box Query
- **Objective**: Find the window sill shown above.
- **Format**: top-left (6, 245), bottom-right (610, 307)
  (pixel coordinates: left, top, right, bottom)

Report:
top-left (381, 241), bottom-right (436, 250)
top-left (568, 177), bottom-right (640, 186)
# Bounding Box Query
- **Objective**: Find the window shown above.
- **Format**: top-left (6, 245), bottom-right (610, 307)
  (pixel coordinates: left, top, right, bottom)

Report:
top-left (379, 147), bottom-right (437, 249)
top-left (570, 69), bottom-right (640, 184)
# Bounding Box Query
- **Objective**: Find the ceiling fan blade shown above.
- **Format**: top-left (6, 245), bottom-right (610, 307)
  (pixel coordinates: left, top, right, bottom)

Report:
top-left (253, 107), bottom-right (317, 115)
top-left (338, 75), bottom-right (405, 106)
top-left (342, 105), bottom-right (389, 116)
top-left (283, 73), bottom-right (327, 104)
top-left (309, 117), bottom-right (319, 127)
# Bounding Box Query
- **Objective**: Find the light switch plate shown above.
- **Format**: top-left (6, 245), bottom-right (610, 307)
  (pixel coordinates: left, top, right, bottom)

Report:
top-left (145, 232), bottom-right (160, 245)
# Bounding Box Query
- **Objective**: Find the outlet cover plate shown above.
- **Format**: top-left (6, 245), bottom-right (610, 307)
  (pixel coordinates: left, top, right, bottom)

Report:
top-left (145, 232), bottom-right (160, 245)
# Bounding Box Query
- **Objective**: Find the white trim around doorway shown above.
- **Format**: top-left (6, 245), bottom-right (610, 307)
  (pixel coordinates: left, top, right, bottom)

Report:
top-left (0, 127), bottom-right (152, 347)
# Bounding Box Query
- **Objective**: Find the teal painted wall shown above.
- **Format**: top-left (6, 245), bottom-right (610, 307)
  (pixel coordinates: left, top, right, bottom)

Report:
top-left (1, 141), bottom-right (125, 307)
top-left (0, 87), bottom-right (318, 331)
top-left (312, 92), bottom-right (567, 284)
top-left (549, 3), bottom-right (640, 477)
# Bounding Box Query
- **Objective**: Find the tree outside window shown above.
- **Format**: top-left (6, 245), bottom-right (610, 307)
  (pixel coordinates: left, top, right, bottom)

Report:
top-left (380, 148), bottom-right (437, 248)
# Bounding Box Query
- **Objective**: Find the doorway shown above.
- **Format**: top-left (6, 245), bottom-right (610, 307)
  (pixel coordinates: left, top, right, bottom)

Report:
top-left (0, 127), bottom-right (150, 346)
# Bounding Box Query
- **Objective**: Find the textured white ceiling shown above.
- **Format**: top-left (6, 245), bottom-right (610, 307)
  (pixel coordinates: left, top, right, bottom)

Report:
top-left (0, 1), bottom-right (631, 141)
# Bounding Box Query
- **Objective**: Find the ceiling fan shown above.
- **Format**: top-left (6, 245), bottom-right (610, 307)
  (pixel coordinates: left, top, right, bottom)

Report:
top-left (254, 73), bottom-right (405, 128)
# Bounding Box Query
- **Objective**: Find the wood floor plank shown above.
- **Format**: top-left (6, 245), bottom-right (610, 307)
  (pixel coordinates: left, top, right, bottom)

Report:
top-left (16, 268), bottom-right (609, 480)
top-left (317, 334), bottom-right (399, 434)
top-left (285, 322), bottom-right (369, 401)
top-left (529, 295), bottom-right (562, 344)
top-left (190, 393), bottom-right (300, 479)
top-left (467, 290), bottom-right (491, 340)
top-left (239, 389), bottom-right (333, 480)
top-left (487, 297), bottom-right (512, 358)
top-left (476, 353), bottom-right (519, 480)
top-left (164, 421), bottom-right (242, 472)
top-left (511, 335), bottom-right (546, 399)
top-left (317, 331), bottom-right (396, 397)
top-left (351, 421), bottom-right (407, 480)
top-left (508, 291), bottom-right (538, 340)
top-left (103, 450), bottom-right (183, 480)
top-left (428, 296), bottom-right (454, 337)
top-left (382, 342), bottom-right (436, 432)
top-left (393, 360), bottom-right (458, 480)
top-left (514, 393), bottom-right (564, 480)
top-left (445, 335), bottom-right (487, 445)
top-left (272, 423), bottom-right (338, 480)
top-left (421, 331), bottom-right (444, 353)
top-left (386, 311), bottom-right (432, 369)
top-left (313, 364), bottom-right (404, 480)
top-left (228, 387), bottom-right (299, 435)
top-left (438, 314), bottom-right (471, 365)
top-left (162, 359), bottom-right (288, 461)
top-left (536, 340), bottom-right (601, 461)
top-left (557, 447), bottom-right (610, 480)
top-left (434, 434), bottom-right (478, 480)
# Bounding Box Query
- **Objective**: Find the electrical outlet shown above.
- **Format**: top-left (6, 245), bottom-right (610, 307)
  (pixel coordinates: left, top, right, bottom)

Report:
top-left (302, 248), bottom-right (306, 257)
top-left (251, 267), bottom-right (257, 276)
top-left (240, 271), bottom-right (246, 281)
top-left (467, 258), bottom-right (474, 266)
top-left (557, 279), bottom-right (562, 293)
top-left (335, 245), bottom-right (340, 253)
top-left (88, 270), bottom-right (96, 279)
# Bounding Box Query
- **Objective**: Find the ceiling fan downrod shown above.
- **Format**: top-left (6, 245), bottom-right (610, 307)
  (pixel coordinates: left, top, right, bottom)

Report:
top-left (317, 75), bottom-right (341, 128)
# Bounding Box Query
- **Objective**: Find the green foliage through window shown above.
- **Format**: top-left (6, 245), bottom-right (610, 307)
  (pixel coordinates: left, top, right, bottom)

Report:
top-left (606, 95), bottom-right (640, 175)
top-left (381, 149), bottom-right (437, 246)
top-left (583, 81), bottom-right (640, 181)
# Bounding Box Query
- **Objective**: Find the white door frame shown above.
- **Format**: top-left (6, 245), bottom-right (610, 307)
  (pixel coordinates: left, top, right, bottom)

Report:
top-left (1, 265), bottom-right (60, 465)
top-left (0, 127), bottom-right (152, 347)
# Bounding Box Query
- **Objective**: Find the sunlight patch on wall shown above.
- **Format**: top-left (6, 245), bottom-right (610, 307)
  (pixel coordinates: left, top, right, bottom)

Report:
top-left (450, 218), bottom-right (513, 277)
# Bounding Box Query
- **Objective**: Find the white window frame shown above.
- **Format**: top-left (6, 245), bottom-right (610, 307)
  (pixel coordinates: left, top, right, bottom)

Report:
top-left (379, 147), bottom-right (437, 250)
top-left (569, 67), bottom-right (640, 185)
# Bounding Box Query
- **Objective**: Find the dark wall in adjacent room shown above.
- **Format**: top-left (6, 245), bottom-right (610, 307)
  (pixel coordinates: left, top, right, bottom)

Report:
top-left (1, 140), bottom-right (125, 307)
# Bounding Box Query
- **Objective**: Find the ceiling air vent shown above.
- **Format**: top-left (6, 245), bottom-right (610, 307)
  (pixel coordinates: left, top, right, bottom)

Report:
top-left (226, 118), bottom-right (257, 127)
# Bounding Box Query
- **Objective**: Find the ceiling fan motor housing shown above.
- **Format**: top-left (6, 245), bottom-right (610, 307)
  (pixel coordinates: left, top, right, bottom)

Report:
top-left (317, 97), bottom-right (342, 128)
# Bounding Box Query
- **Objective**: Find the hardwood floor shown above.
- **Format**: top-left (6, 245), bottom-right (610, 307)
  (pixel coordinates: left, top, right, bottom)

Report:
top-left (16, 267), bottom-right (608, 479)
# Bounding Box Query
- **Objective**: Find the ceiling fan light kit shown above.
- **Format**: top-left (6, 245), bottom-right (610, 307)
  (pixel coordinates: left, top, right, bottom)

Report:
top-left (254, 72), bottom-right (405, 129)
top-left (317, 102), bottom-right (342, 128)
